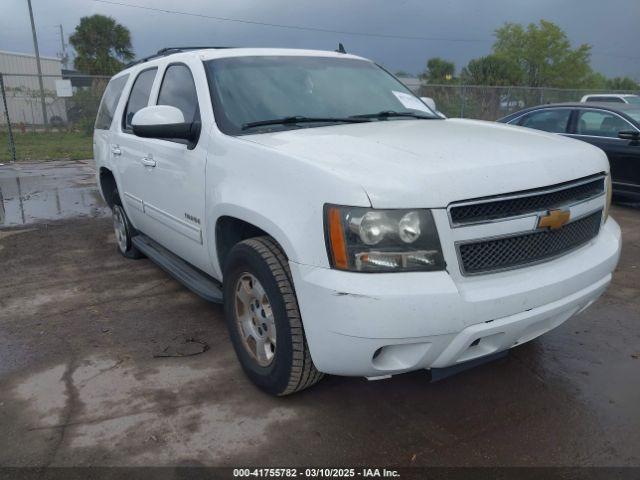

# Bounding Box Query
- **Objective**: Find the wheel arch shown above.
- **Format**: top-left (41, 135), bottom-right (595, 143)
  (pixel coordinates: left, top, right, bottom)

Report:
top-left (99, 167), bottom-right (118, 208)
top-left (212, 209), bottom-right (298, 277)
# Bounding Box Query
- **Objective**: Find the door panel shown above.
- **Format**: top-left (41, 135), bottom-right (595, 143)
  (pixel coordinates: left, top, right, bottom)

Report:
top-left (137, 62), bottom-right (210, 271)
top-left (612, 140), bottom-right (640, 194)
top-left (123, 190), bottom-right (144, 213)
top-left (112, 68), bottom-right (158, 231)
top-left (566, 109), bottom-right (640, 196)
top-left (115, 134), bottom-right (156, 230)
top-left (134, 139), bottom-right (208, 267)
top-left (94, 74), bottom-right (130, 199)
top-left (144, 201), bottom-right (202, 243)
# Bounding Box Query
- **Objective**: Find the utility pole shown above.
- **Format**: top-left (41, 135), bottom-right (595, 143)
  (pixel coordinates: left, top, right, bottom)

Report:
top-left (57, 24), bottom-right (68, 69)
top-left (0, 74), bottom-right (17, 163)
top-left (26, 0), bottom-right (48, 128)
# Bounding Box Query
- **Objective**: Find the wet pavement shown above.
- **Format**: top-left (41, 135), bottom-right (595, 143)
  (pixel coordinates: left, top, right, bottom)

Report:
top-left (0, 161), bottom-right (638, 467)
top-left (0, 160), bottom-right (109, 227)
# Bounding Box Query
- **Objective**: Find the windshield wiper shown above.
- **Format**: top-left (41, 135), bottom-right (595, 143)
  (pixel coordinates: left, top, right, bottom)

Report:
top-left (242, 116), bottom-right (371, 130)
top-left (350, 110), bottom-right (435, 120)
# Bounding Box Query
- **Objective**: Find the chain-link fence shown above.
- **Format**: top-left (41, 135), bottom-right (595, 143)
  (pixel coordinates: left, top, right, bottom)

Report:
top-left (0, 73), bottom-right (110, 128)
top-left (0, 73), bottom-right (109, 162)
top-left (419, 84), bottom-right (639, 120)
top-left (1, 73), bottom-right (639, 162)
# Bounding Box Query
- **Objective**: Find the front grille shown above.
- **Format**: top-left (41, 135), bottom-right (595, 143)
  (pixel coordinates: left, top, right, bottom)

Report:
top-left (450, 176), bottom-right (605, 226)
top-left (458, 211), bottom-right (602, 275)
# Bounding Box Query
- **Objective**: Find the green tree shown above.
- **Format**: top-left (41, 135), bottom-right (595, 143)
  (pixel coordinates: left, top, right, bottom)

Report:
top-left (421, 57), bottom-right (455, 83)
top-left (69, 15), bottom-right (134, 75)
top-left (493, 20), bottom-right (592, 88)
top-left (583, 71), bottom-right (608, 90)
top-left (461, 54), bottom-right (522, 86)
top-left (607, 76), bottom-right (640, 91)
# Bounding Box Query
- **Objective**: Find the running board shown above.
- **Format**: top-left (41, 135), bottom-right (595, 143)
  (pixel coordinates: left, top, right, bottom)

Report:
top-left (132, 234), bottom-right (223, 303)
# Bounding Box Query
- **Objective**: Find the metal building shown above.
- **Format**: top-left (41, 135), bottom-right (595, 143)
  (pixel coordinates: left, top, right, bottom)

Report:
top-left (0, 50), bottom-right (67, 126)
top-left (396, 76), bottom-right (423, 94)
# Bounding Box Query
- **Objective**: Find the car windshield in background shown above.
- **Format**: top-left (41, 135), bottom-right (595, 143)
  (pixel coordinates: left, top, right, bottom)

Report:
top-left (205, 56), bottom-right (438, 135)
top-left (625, 97), bottom-right (640, 106)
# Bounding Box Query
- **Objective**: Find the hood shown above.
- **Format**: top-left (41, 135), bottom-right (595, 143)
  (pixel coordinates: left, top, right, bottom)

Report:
top-left (242, 119), bottom-right (609, 208)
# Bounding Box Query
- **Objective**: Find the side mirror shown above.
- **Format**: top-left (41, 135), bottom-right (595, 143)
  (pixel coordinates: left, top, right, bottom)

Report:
top-left (618, 130), bottom-right (640, 141)
top-left (132, 105), bottom-right (199, 143)
top-left (420, 97), bottom-right (446, 118)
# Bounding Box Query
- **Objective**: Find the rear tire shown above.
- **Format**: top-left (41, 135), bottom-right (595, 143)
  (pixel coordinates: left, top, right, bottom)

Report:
top-left (223, 236), bottom-right (323, 396)
top-left (112, 191), bottom-right (144, 259)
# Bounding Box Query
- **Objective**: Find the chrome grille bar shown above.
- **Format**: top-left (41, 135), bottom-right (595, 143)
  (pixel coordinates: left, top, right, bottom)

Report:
top-left (448, 174), bottom-right (606, 227)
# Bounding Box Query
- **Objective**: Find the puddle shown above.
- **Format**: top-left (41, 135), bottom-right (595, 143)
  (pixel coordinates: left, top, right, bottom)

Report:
top-left (0, 160), bottom-right (110, 227)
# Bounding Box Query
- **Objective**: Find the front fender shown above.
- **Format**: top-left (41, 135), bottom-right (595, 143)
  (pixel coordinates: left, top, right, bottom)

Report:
top-left (204, 134), bottom-right (371, 279)
top-left (207, 204), bottom-right (301, 278)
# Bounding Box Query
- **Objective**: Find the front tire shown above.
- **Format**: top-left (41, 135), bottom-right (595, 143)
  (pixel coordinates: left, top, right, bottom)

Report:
top-left (223, 236), bottom-right (323, 395)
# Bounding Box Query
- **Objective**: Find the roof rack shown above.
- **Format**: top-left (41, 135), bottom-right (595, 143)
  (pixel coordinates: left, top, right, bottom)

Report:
top-left (125, 46), bottom-right (233, 68)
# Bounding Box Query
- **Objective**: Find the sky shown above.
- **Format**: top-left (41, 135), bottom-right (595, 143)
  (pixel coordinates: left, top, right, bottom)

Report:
top-left (2, 0), bottom-right (639, 80)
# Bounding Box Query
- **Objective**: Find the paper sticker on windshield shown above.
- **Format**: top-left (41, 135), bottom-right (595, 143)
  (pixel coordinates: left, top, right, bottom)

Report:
top-left (392, 91), bottom-right (431, 113)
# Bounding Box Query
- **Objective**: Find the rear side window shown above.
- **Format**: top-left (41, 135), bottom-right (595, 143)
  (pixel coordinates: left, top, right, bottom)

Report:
top-left (95, 74), bottom-right (129, 130)
top-left (157, 64), bottom-right (200, 123)
top-left (123, 68), bottom-right (157, 131)
top-left (518, 109), bottom-right (572, 133)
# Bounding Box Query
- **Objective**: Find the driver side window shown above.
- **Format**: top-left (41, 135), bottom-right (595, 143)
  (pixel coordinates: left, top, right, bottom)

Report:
top-left (576, 110), bottom-right (633, 138)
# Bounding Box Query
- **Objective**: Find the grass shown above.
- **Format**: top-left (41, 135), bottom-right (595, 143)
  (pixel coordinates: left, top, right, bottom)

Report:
top-left (0, 131), bottom-right (93, 163)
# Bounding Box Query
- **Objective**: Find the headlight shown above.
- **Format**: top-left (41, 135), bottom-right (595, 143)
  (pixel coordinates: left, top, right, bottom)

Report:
top-left (325, 205), bottom-right (445, 272)
top-left (604, 174), bottom-right (612, 222)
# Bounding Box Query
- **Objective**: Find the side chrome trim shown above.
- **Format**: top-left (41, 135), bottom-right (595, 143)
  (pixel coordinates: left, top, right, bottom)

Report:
top-left (123, 192), bottom-right (144, 212)
top-left (612, 180), bottom-right (640, 188)
top-left (144, 202), bottom-right (203, 244)
top-left (568, 133), bottom-right (637, 141)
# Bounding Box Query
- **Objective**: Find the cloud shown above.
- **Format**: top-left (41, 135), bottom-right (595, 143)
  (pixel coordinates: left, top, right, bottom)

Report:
top-left (1, 0), bottom-right (638, 79)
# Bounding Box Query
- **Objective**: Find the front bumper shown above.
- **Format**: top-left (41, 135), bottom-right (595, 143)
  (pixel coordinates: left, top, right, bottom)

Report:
top-left (289, 218), bottom-right (621, 377)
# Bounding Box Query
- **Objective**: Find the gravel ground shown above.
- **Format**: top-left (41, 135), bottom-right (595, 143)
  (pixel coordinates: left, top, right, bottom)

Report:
top-left (0, 161), bottom-right (638, 467)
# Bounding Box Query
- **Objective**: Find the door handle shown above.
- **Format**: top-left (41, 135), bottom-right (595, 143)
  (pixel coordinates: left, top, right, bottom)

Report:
top-left (111, 146), bottom-right (122, 156)
top-left (141, 156), bottom-right (156, 167)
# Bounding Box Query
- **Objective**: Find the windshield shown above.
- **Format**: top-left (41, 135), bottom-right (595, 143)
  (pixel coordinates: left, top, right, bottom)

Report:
top-left (625, 96), bottom-right (640, 106)
top-left (205, 55), bottom-right (438, 135)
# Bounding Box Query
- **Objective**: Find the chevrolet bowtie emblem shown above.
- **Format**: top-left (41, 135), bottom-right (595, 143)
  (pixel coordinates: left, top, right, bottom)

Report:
top-left (537, 209), bottom-right (571, 230)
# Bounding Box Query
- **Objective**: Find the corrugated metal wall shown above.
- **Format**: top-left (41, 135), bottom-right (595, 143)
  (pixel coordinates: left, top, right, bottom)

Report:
top-left (0, 51), bottom-right (67, 125)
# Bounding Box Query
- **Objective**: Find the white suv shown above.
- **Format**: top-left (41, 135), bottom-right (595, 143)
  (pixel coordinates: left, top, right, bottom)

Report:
top-left (94, 47), bottom-right (621, 395)
top-left (580, 93), bottom-right (640, 105)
